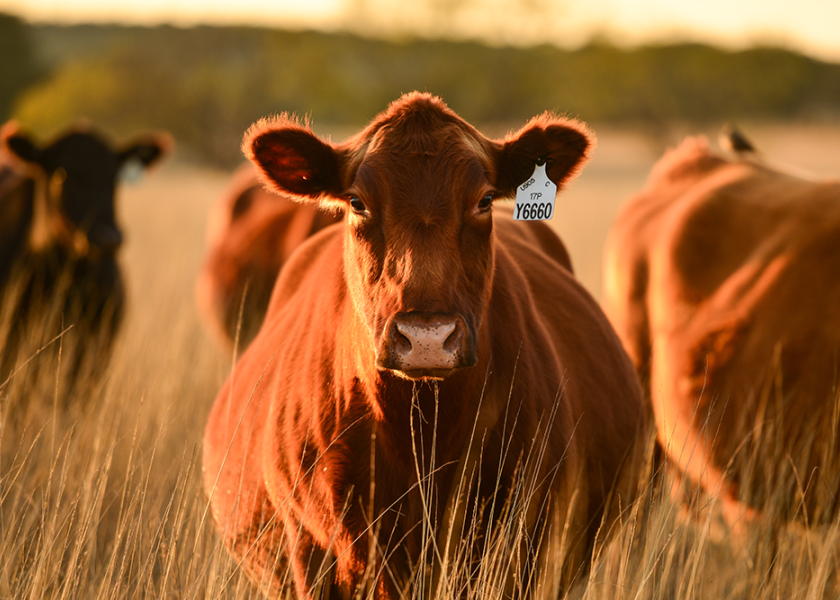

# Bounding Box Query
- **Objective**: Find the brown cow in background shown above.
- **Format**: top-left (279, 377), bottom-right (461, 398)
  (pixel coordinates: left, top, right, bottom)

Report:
top-left (196, 163), bottom-right (340, 349)
top-left (0, 122), bottom-right (169, 395)
top-left (203, 93), bottom-right (645, 599)
top-left (602, 132), bottom-right (840, 533)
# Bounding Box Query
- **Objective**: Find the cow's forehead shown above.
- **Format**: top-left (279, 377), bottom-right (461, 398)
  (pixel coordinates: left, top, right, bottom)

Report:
top-left (356, 95), bottom-right (491, 159)
top-left (373, 119), bottom-right (474, 152)
top-left (355, 143), bottom-right (489, 198)
top-left (48, 132), bottom-right (117, 170)
top-left (355, 120), bottom-right (492, 190)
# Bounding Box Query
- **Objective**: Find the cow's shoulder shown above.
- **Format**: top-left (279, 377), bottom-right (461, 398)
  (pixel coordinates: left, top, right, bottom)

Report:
top-left (492, 205), bottom-right (573, 272)
top-left (493, 215), bottom-right (574, 304)
top-left (493, 213), bottom-right (635, 383)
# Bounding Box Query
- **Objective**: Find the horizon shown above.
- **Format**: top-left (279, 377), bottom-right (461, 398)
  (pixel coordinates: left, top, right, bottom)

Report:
top-left (1, 0), bottom-right (839, 64)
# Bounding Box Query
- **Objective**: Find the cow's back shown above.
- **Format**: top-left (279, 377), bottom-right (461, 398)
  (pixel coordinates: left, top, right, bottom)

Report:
top-left (197, 164), bottom-right (341, 348)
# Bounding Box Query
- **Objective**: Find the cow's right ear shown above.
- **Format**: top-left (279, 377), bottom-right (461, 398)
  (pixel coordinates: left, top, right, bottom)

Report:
top-left (243, 116), bottom-right (345, 207)
top-left (4, 129), bottom-right (43, 165)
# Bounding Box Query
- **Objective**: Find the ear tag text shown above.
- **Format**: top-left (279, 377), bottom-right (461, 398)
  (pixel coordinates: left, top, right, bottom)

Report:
top-left (514, 161), bottom-right (556, 221)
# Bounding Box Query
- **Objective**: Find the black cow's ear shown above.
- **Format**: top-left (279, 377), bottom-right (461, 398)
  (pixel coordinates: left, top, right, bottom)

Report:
top-left (494, 115), bottom-right (594, 198)
top-left (243, 116), bottom-right (345, 207)
top-left (121, 132), bottom-right (172, 167)
top-left (5, 133), bottom-right (43, 165)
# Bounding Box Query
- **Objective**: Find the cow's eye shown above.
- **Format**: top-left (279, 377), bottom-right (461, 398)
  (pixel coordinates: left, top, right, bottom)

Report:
top-left (477, 194), bottom-right (493, 211)
top-left (349, 196), bottom-right (367, 215)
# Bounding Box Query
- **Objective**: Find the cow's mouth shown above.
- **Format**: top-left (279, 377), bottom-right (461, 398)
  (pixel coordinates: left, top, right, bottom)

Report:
top-left (386, 366), bottom-right (461, 381)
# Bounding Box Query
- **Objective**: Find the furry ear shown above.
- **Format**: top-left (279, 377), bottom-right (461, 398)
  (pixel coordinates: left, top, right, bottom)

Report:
top-left (494, 115), bottom-right (594, 197)
top-left (243, 116), bottom-right (345, 206)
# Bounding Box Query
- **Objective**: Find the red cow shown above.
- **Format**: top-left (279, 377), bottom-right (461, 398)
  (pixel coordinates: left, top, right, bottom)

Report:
top-left (197, 163), bottom-right (340, 349)
top-left (602, 134), bottom-right (840, 532)
top-left (203, 93), bottom-right (645, 599)
top-left (0, 122), bottom-right (169, 391)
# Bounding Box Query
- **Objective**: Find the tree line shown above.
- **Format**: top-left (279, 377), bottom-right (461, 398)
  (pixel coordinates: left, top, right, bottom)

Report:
top-left (2, 14), bottom-right (839, 167)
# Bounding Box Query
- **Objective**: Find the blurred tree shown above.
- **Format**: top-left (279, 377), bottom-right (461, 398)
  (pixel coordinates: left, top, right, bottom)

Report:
top-left (12, 24), bottom-right (840, 168)
top-left (0, 13), bottom-right (42, 121)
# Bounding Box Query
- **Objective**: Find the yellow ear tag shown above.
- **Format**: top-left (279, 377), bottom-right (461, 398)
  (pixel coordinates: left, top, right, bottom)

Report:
top-left (514, 162), bottom-right (556, 221)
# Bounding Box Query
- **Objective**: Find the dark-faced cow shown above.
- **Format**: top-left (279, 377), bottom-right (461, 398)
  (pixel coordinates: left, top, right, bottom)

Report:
top-left (196, 163), bottom-right (341, 349)
top-left (602, 134), bottom-right (840, 532)
top-left (0, 122), bottom-right (169, 392)
top-left (203, 93), bottom-right (645, 599)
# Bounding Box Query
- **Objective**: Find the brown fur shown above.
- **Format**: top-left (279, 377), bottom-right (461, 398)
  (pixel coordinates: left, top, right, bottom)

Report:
top-left (196, 163), bottom-right (340, 349)
top-left (203, 93), bottom-right (644, 599)
top-left (602, 136), bottom-right (840, 530)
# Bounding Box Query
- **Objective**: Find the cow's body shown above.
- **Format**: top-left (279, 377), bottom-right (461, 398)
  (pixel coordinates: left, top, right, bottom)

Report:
top-left (197, 163), bottom-right (340, 348)
top-left (602, 136), bottom-right (840, 528)
top-left (203, 93), bottom-right (644, 599)
top-left (0, 164), bottom-right (34, 293)
top-left (0, 123), bottom-right (168, 392)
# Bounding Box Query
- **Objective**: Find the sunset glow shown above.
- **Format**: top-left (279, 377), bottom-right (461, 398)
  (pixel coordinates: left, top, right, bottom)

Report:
top-left (1, 0), bottom-right (838, 62)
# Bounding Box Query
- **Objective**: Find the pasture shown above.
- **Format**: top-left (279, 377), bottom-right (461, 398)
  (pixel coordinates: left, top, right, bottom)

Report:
top-left (1, 123), bottom-right (840, 599)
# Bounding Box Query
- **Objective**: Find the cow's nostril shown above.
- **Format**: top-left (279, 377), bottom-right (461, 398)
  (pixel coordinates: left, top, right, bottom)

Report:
top-left (443, 322), bottom-right (463, 353)
top-left (393, 328), bottom-right (412, 355)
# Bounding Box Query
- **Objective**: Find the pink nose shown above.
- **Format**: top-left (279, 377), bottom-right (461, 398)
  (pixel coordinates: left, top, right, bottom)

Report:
top-left (378, 312), bottom-right (475, 377)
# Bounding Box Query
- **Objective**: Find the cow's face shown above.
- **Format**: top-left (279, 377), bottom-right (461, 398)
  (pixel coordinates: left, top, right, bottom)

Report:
top-left (4, 126), bottom-right (169, 255)
top-left (245, 93), bottom-right (591, 380)
top-left (339, 124), bottom-right (497, 379)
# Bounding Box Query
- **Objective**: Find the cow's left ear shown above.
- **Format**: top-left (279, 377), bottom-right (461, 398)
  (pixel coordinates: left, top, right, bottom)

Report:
top-left (242, 115), bottom-right (346, 207)
top-left (493, 115), bottom-right (594, 197)
top-left (120, 132), bottom-right (172, 168)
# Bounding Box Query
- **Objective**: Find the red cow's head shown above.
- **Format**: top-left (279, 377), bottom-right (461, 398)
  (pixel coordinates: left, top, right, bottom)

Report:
top-left (244, 93), bottom-right (591, 380)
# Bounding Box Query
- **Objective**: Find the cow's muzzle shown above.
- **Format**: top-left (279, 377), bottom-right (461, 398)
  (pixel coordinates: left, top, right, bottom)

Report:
top-left (377, 311), bottom-right (477, 379)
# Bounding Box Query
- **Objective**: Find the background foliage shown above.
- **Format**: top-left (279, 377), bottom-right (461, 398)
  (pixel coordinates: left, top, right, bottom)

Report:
top-left (3, 16), bottom-right (840, 167)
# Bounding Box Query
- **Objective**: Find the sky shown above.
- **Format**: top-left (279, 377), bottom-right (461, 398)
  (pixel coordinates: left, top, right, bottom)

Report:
top-left (2, 0), bottom-right (840, 63)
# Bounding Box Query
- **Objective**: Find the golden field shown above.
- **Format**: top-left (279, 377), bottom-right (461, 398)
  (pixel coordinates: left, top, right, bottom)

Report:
top-left (1, 123), bottom-right (840, 598)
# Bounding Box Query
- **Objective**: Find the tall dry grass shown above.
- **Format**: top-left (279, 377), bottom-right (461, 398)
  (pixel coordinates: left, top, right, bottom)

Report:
top-left (0, 162), bottom-right (255, 599)
top-left (1, 127), bottom-right (840, 599)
